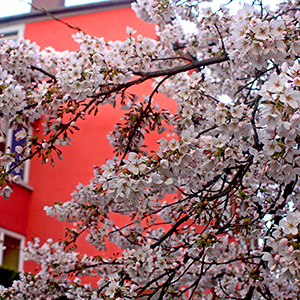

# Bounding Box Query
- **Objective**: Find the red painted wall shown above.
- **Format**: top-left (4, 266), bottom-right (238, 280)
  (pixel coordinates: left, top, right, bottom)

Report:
top-left (0, 184), bottom-right (31, 235)
top-left (22, 5), bottom-right (172, 266)
top-left (25, 7), bottom-right (157, 51)
top-left (0, 3), bottom-right (180, 278)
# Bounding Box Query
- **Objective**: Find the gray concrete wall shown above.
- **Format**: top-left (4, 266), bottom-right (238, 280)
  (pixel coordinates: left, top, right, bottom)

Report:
top-left (31, 0), bottom-right (65, 11)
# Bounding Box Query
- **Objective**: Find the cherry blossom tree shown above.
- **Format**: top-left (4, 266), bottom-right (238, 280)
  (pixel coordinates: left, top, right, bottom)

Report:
top-left (1, 0), bottom-right (300, 298)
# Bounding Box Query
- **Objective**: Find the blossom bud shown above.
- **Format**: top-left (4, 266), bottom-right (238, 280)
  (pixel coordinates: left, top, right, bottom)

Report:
top-left (293, 77), bottom-right (300, 86)
top-left (133, 65), bottom-right (139, 72)
top-left (224, 147), bottom-right (233, 157)
top-left (288, 245), bottom-right (294, 253)
top-left (280, 238), bottom-right (289, 246)
top-left (135, 262), bottom-right (141, 269)
top-left (236, 152), bottom-right (243, 159)
top-left (190, 199), bottom-right (196, 204)
top-left (42, 143), bottom-right (49, 149)
top-left (15, 145), bottom-right (23, 153)
top-left (270, 264), bottom-right (277, 272)
top-left (13, 175), bottom-right (21, 184)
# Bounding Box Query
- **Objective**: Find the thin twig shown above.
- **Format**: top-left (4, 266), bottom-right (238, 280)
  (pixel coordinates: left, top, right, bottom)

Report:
top-left (152, 56), bottom-right (193, 62)
top-left (120, 75), bottom-right (172, 161)
top-left (5, 54), bottom-right (229, 178)
top-left (28, 1), bottom-right (84, 33)
top-left (214, 23), bottom-right (226, 54)
top-left (30, 65), bottom-right (57, 82)
top-left (251, 95), bottom-right (261, 150)
top-left (151, 214), bottom-right (190, 249)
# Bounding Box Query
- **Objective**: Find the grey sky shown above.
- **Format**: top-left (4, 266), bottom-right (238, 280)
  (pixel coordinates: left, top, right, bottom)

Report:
top-left (0, 0), bottom-right (32, 18)
top-left (0, 0), bottom-right (281, 21)
top-left (0, 0), bottom-right (102, 18)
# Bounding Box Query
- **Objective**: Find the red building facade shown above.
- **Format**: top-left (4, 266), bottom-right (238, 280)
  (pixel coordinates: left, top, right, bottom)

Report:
top-left (0, 0), bottom-right (158, 273)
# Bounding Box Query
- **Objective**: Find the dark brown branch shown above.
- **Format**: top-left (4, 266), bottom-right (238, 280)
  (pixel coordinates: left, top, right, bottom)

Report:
top-left (214, 23), bottom-right (226, 54)
top-left (30, 65), bottom-right (57, 82)
top-left (251, 95), bottom-right (261, 150)
top-left (196, 125), bottom-right (218, 138)
top-left (188, 253), bottom-right (208, 300)
top-left (136, 270), bottom-right (172, 297)
top-left (120, 74), bottom-right (171, 161)
top-left (132, 54), bottom-right (229, 77)
top-left (4, 54), bottom-right (229, 180)
top-left (275, 7), bottom-right (300, 18)
top-left (152, 56), bottom-right (193, 62)
top-left (244, 285), bottom-right (255, 300)
top-left (257, 286), bottom-right (273, 300)
top-left (151, 214), bottom-right (190, 249)
top-left (29, 1), bottom-right (84, 33)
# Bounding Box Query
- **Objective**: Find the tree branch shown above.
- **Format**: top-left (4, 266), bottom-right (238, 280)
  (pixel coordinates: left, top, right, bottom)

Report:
top-left (30, 65), bottom-right (57, 82)
top-left (132, 54), bottom-right (229, 78)
top-left (151, 214), bottom-right (190, 249)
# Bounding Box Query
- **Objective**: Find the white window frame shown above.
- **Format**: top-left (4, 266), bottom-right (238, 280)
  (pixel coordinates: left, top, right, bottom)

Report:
top-left (0, 24), bottom-right (33, 187)
top-left (0, 118), bottom-right (8, 153)
top-left (5, 126), bottom-right (33, 184)
top-left (0, 227), bottom-right (25, 272)
top-left (0, 24), bottom-right (25, 42)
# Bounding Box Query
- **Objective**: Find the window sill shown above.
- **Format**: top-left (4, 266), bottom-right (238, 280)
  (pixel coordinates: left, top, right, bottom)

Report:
top-left (15, 181), bottom-right (34, 192)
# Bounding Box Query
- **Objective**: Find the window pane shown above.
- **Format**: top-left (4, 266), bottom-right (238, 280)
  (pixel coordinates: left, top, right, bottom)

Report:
top-left (0, 119), bottom-right (8, 153)
top-left (9, 128), bottom-right (27, 179)
top-left (0, 31), bottom-right (19, 43)
top-left (2, 235), bottom-right (20, 270)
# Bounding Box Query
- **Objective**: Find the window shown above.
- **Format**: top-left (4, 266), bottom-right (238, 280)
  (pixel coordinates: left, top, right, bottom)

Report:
top-left (0, 25), bottom-right (24, 43)
top-left (0, 119), bottom-right (8, 154)
top-left (0, 25), bottom-right (32, 184)
top-left (0, 228), bottom-right (25, 271)
top-left (1, 123), bottom-right (32, 184)
top-left (0, 31), bottom-right (18, 43)
top-left (5, 127), bottom-right (32, 183)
